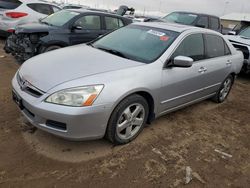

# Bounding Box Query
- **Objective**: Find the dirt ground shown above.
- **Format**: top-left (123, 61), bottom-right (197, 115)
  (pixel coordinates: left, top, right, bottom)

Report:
top-left (0, 37), bottom-right (249, 188)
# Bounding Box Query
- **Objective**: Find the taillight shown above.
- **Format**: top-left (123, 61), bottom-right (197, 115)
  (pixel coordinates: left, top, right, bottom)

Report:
top-left (5, 12), bottom-right (28, 18)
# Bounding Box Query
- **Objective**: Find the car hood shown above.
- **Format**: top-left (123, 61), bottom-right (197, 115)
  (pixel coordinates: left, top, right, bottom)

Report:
top-left (225, 35), bottom-right (250, 46)
top-left (19, 45), bottom-right (143, 92)
top-left (15, 22), bottom-right (56, 34)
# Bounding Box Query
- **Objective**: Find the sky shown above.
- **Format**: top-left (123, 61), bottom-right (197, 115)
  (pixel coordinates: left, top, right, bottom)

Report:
top-left (54, 0), bottom-right (250, 17)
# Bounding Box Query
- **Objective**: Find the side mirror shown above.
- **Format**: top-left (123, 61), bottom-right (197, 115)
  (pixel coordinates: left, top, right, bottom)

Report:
top-left (228, 31), bottom-right (236, 35)
top-left (72, 25), bottom-right (83, 30)
top-left (173, 56), bottom-right (193, 68)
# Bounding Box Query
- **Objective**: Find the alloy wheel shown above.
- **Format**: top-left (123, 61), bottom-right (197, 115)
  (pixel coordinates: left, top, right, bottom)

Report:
top-left (116, 103), bottom-right (145, 140)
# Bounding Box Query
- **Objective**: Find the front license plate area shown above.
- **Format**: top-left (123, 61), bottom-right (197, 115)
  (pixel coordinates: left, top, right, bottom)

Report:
top-left (12, 90), bottom-right (24, 110)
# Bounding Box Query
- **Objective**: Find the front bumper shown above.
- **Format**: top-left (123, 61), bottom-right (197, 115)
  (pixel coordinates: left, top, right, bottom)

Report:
top-left (12, 74), bottom-right (113, 141)
top-left (4, 34), bottom-right (37, 61)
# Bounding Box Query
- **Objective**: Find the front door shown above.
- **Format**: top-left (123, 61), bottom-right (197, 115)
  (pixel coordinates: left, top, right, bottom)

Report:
top-left (69, 14), bottom-right (105, 45)
top-left (159, 33), bottom-right (210, 113)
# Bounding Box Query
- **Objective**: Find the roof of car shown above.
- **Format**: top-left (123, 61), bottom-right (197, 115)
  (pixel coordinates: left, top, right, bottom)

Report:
top-left (133, 22), bottom-right (198, 33)
top-left (133, 21), bottom-right (222, 35)
top-left (169, 11), bottom-right (219, 18)
top-left (67, 9), bottom-right (129, 19)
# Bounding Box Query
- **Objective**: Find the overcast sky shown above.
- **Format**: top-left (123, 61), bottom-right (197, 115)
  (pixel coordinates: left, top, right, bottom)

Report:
top-left (57, 0), bottom-right (250, 17)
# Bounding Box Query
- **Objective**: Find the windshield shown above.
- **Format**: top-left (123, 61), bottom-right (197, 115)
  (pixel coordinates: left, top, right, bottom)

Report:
top-left (162, 12), bottom-right (198, 25)
top-left (239, 27), bottom-right (250, 38)
top-left (41, 10), bottom-right (80, 27)
top-left (92, 25), bottom-right (179, 63)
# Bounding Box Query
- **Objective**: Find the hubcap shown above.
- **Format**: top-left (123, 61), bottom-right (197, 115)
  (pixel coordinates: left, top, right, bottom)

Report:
top-left (116, 103), bottom-right (145, 140)
top-left (219, 78), bottom-right (232, 101)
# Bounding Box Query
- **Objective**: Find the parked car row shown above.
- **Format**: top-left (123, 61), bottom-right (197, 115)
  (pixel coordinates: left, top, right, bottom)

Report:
top-left (11, 21), bottom-right (243, 144)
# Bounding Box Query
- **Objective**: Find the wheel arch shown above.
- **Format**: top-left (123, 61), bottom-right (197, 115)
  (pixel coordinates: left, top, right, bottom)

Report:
top-left (38, 41), bottom-right (68, 53)
top-left (109, 89), bottom-right (156, 125)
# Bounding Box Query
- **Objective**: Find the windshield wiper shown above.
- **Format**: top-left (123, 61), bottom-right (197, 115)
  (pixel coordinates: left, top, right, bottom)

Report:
top-left (96, 47), bottom-right (131, 60)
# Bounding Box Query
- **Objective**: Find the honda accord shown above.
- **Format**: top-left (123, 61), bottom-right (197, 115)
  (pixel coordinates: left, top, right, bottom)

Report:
top-left (12, 22), bottom-right (243, 144)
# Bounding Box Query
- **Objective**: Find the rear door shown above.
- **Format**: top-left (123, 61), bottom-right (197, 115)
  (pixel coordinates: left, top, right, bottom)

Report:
top-left (69, 14), bottom-right (105, 45)
top-left (198, 34), bottom-right (232, 95)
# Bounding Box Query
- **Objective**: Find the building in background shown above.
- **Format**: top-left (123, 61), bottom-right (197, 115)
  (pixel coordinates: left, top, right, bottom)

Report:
top-left (221, 13), bottom-right (250, 30)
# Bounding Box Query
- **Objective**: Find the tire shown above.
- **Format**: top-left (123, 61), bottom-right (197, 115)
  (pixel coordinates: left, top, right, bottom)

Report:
top-left (42, 45), bottom-right (61, 53)
top-left (106, 94), bottom-right (149, 145)
top-left (212, 75), bottom-right (234, 103)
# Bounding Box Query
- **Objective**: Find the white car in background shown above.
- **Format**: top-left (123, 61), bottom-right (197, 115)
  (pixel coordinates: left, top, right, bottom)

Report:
top-left (0, 0), bottom-right (61, 37)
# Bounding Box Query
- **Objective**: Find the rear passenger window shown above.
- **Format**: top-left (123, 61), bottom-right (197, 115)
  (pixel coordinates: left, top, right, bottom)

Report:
top-left (225, 42), bottom-right (231, 55)
top-left (27, 4), bottom-right (53, 15)
top-left (105, 17), bottom-right (124, 30)
top-left (74, 15), bottom-right (101, 30)
top-left (205, 34), bottom-right (225, 58)
top-left (196, 16), bottom-right (208, 28)
top-left (210, 17), bottom-right (219, 30)
top-left (172, 34), bottom-right (205, 61)
top-left (0, 0), bottom-right (22, 9)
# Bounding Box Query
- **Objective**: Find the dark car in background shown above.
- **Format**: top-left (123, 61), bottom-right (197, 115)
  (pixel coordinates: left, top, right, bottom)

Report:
top-left (161, 11), bottom-right (222, 33)
top-left (4, 9), bottom-right (132, 61)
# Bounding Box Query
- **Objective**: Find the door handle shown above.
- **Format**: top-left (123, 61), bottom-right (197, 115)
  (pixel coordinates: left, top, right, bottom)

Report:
top-left (198, 67), bottom-right (207, 73)
top-left (226, 60), bottom-right (232, 66)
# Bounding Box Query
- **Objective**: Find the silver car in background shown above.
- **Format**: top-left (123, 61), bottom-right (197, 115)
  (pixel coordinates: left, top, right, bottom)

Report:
top-left (12, 22), bottom-right (243, 144)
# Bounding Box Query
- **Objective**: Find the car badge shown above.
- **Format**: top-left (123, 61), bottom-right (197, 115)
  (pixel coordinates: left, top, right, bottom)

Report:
top-left (20, 79), bottom-right (29, 90)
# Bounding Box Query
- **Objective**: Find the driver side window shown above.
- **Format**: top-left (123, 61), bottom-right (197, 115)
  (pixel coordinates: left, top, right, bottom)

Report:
top-left (171, 33), bottom-right (205, 61)
top-left (74, 15), bottom-right (101, 30)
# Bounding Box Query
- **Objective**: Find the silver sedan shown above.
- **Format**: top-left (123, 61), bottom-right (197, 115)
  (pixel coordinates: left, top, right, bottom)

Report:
top-left (12, 22), bottom-right (243, 144)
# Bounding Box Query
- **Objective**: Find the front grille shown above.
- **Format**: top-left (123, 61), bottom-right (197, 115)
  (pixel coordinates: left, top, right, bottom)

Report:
top-left (17, 72), bottom-right (44, 98)
top-left (46, 120), bottom-right (67, 131)
top-left (232, 44), bottom-right (250, 59)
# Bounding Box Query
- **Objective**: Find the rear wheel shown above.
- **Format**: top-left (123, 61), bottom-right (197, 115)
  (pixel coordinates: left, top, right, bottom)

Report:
top-left (212, 75), bottom-right (234, 103)
top-left (106, 94), bottom-right (149, 145)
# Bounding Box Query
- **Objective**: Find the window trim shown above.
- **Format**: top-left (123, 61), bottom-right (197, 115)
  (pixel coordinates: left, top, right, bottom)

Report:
top-left (224, 41), bottom-right (232, 56)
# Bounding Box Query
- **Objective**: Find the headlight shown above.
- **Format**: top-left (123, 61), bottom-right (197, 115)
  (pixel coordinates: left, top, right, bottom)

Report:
top-left (45, 85), bottom-right (104, 107)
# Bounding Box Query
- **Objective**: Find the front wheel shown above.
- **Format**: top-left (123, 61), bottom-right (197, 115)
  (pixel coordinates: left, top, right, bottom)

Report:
top-left (106, 94), bottom-right (149, 145)
top-left (42, 45), bottom-right (62, 53)
top-left (212, 75), bottom-right (234, 103)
